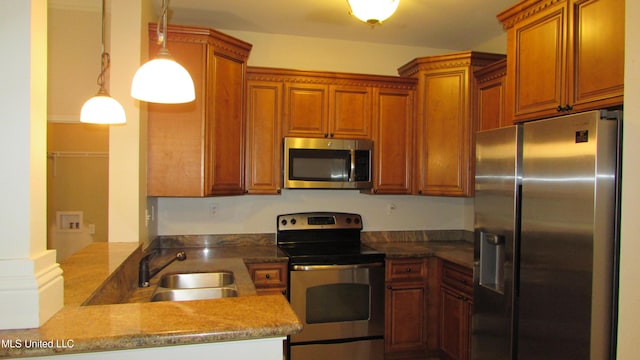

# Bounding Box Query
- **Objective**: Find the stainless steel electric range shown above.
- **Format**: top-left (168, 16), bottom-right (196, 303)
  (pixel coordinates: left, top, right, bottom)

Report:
top-left (276, 212), bottom-right (385, 360)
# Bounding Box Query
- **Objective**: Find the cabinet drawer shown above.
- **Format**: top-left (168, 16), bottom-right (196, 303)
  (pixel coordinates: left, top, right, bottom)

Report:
top-left (386, 258), bottom-right (427, 282)
top-left (246, 262), bottom-right (288, 287)
top-left (441, 261), bottom-right (472, 295)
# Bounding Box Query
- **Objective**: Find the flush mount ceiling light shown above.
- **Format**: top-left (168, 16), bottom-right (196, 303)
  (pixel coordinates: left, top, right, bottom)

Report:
top-left (80, 0), bottom-right (126, 125)
top-left (347, 0), bottom-right (400, 25)
top-left (130, 0), bottom-right (195, 104)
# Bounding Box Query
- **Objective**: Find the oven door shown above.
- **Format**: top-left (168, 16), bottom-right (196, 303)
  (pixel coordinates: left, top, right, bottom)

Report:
top-left (289, 262), bottom-right (384, 359)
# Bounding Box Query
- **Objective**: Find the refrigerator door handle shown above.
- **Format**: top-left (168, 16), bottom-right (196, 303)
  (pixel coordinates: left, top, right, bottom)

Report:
top-left (479, 231), bottom-right (506, 294)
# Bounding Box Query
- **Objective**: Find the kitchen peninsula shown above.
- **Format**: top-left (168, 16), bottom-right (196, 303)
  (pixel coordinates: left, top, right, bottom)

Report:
top-left (0, 242), bottom-right (301, 359)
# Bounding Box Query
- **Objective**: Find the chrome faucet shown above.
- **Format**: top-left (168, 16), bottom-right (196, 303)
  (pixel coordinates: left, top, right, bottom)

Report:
top-left (138, 250), bottom-right (187, 287)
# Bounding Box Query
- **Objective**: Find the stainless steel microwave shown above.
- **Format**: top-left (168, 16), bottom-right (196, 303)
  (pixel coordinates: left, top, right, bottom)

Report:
top-left (283, 137), bottom-right (373, 189)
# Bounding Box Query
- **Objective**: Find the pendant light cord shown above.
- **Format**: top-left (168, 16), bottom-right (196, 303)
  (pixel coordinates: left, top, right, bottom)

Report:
top-left (156, 0), bottom-right (169, 49)
top-left (96, 0), bottom-right (110, 94)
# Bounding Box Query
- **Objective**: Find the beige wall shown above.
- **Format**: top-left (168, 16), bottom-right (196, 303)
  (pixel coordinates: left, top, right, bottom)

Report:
top-left (47, 4), bottom-right (101, 122)
top-left (47, 2), bottom-right (109, 260)
top-left (220, 29), bottom-right (506, 77)
top-left (46, 123), bottom-right (109, 259)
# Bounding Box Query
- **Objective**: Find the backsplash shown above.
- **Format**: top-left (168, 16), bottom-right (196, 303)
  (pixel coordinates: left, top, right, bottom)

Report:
top-left (149, 190), bottom-right (474, 237)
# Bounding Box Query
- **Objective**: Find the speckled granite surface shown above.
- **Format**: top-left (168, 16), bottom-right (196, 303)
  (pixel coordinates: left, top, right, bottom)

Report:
top-left (0, 242), bottom-right (300, 358)
top-left (362, 230), bottom-right (474, 268)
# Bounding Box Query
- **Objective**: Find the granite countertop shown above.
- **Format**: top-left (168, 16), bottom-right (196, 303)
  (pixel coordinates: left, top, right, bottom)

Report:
top-left (0, 243), bottom-right (301, 358)
top-left (365, 239), bottom-right (474, 268)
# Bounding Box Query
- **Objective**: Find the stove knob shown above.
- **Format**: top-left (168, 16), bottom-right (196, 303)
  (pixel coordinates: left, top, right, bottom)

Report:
top-left (345, 217), bottom-right (352, 224)
top-left (354, 218), bottom-right (360, 225)
top-left (281, 219), bottom-right (287, 226)
top-left (291, 218), bottom-right (297, 225)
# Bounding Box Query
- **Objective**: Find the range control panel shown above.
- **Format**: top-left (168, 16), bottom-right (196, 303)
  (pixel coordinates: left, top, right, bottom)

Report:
top-left (277, 212), bottom-right (363, 231)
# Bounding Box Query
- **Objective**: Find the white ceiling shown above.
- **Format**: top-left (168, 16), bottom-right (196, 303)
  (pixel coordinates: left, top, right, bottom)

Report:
top-left (151, 0), bottom-right (517, 50)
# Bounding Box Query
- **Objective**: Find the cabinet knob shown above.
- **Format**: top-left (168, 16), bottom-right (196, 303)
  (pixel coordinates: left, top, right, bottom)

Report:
top-left (557, 104), bottom-right (574, 112)
top-left (406, 267), bottom-right (412, 273)
top-left (387, 285), bottom-right (392, 290)
top-left (265, 274), bottom-right (271, 279)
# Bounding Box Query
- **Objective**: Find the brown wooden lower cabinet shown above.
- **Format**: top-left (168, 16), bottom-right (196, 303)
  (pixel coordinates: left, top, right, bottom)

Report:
top-left (244, 261), bottom-right (288, 296)
top-left (385, 258), bottom-right (428, 359)
top-left (438, 260), bottom-right (473, 360)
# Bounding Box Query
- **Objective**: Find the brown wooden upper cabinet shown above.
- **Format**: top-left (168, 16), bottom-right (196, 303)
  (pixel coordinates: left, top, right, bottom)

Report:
top-left (147, 24), bottom-right (252, 197)
top-left (498, 0), bottom-right (624, 123)
top-left (475, 59), bottom-right (508, 131)
top-left (282, 76), bottom-right (372, 139)
top-left (245, 67), bottom-right (416, 195)
top-left (369, 87), bottom-right (415, 195)
top-left (245, 75), bottom-right (284, 195)
top-left (399, 52), bottom-right (505, 197)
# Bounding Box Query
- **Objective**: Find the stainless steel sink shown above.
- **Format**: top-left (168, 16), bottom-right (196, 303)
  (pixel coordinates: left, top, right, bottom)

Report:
top-left (158, 271), bottom-right (235, 289)
top-left (150, 287), bottom-right (238, 302)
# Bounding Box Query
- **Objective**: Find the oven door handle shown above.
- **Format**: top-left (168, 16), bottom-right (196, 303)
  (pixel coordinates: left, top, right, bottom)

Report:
top-left (291, 262), bottom-right (384, 271)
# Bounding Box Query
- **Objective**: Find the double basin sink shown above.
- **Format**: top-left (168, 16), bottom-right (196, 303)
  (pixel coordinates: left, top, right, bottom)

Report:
top-left (150, 271), bottom-right (238, 302)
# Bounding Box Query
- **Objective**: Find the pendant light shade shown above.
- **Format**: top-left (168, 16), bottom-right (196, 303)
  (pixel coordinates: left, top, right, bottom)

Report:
top-left (81, 0), bottom-right (126, 125)
top-left (81, 90), bottom-right (126, 124)
top-left (130, 48), bottom-right (195, 104)
top-left (347, 0), bottom-right (400, 25)
top-left (130, 0), bottom-right (195, 104)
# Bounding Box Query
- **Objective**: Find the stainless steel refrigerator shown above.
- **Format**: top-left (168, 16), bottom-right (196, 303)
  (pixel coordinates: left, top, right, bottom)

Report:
top-left (472, 109), bottom-right (621, 360)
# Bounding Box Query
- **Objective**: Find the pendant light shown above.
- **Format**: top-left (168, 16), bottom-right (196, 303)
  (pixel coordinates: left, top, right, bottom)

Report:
top-left (130, 0), bottom-right (195, 104)
top-left (347, 0), bottom-right (400, 25)
top-left (80, 0), bottom-right (126, 125)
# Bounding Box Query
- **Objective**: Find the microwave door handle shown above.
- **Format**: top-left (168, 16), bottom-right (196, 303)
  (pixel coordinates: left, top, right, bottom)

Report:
top-left (349, 149), bottom-right (356, 182)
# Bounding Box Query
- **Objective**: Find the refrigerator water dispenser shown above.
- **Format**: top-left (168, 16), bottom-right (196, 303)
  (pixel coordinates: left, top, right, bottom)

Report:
top-left (479, 232), bottom-right (505, 294)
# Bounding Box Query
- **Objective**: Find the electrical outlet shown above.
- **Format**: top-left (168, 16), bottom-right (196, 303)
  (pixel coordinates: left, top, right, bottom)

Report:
top-left (209, 203), bottom-right (219, 217)
top-left (387, 203), bottom-right (397, 214)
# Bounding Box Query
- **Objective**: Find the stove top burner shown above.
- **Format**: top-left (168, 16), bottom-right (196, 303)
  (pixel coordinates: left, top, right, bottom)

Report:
top-left (276, 212), bottom-right (385, 266)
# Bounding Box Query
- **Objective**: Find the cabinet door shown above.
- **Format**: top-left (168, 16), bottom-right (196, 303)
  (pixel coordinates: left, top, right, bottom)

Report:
top-left (245, 80), bottom-right (283, 194)
top-left (206, 52), bottom-right (246, 195)
top-left (386, 282), bottom-right (427, 354)
top-left (506, 0), bottom-right (567, 122)
top-left (283, 83), bottom-right (329, 138)
top-left (568, 0), bottom-right (624, 109)
top-left (328, 85), bottom-right (372, 139)
top-left (440, 287), bottom-right (471, 360)
top-left (476, 60), bottom-right (508, 131)
top-left (370, 88), bottom-right (413, 194)
top-left (415, 69), bottom-right (472, 196)
top-left (148, 40), bottom-right (208, 197)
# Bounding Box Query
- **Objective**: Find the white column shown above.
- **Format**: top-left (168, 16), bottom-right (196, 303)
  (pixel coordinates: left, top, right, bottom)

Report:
top-left (617, 0), bottom-right (640, 358)
top-left (107, 0), bottom-right (153, 243)
top-left (0, 0), bottom-right (63, 329)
